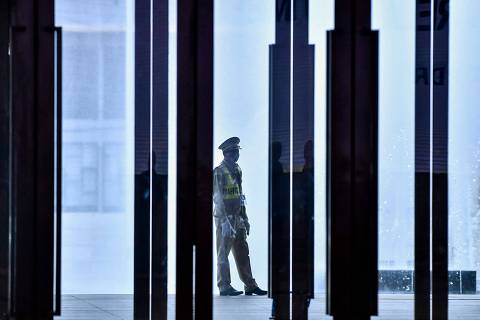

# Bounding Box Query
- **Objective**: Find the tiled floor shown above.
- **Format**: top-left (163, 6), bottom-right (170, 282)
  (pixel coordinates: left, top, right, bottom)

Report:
top-left (56, 294), bottom-right (480, 319)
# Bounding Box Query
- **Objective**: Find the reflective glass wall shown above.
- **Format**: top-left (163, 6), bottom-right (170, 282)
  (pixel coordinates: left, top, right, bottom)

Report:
top-left (44, 0), bottom-right (480, 319)
top-left (55, 0), bottom-right (135, 296)
top-left (211, 0), bottom-right (332, 318)
top-left (372, 1), bottom-right (415, 318)
top-left (449, 0), bottom-right (480, 317)
top-left (373, 0), bottom-right (415, 277)
top-left (306, 1), bottom-right (334, 317)
top-left (213, 1), bottom-right (274, 317)
top-left (213, 0), bottom-right (274, 295)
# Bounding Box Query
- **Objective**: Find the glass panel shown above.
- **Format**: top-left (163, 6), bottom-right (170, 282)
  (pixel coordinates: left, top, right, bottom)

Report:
top-left (213, 0), bottom-right (274, 317)
top-left (372, 0), bottom-right (415, 318)
top-left (308, 0), bottom-right (333, 318)
top-left (55, 0), bottom-right (135, 318)
top-left (449, 1), bottom-right (480, 318)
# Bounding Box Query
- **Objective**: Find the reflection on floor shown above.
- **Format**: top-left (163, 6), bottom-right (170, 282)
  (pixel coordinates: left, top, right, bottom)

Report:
top-left (56, 294), bottom-right (480, 319)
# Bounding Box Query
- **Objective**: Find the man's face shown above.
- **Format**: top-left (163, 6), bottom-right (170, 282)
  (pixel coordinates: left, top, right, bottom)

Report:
top-left (225, 149), bottom-right (240, 163)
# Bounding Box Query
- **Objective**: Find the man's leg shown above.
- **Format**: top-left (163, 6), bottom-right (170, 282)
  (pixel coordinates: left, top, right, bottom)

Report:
top-left (231, 229), bottom-right (258, 290)
top-left (216, 224), bottom-right (233, 291)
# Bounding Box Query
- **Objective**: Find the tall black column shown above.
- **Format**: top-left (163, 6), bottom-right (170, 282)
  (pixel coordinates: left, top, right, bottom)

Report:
top-left (151, 0), bottom-right (169, 320)
top-left (414, 1), bottom-right (432, 319)
top-left (292, 0), bottom-right (315, 319)
top-left (134, 0), bottom-right (170, 318)
top-left (0, 1), bottom-right (10, 318)
top-left (414, 1), bottom-right (450, 319)
top-left (9, 0), bottom-right (55, 318)
top-left (269, 0), bottom-right (291, 319)
top-left (326, 0), bottom-right (378, 319)
top-left (36, 0), bottom-right (56, 315)
top-left (134, 0), bottom-right (151, 318)
top-left (177, 0), bottom-right (213, 319)
top-left (432, 0), bottom-right (449, 319)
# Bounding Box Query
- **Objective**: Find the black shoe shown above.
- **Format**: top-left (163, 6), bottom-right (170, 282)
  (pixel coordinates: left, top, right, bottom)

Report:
top-left (245, 287), bottom-right (268, 296)
top-left (220, 287), bottom-right (243, 296)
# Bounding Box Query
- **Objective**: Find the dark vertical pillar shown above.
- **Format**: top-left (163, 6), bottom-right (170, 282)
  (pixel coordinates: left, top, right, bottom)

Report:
top-left (193, 1), bottom-right (213, 317)
top-left (326, 0), bottom-right (378, 319)
top-left (151, 0), bottom-right (169, 319)
top-left (432, 0), bottom-right (449, 319)
top-left (0, 1), bottom-right (10, 318)
top-left (414, 1), bottom-right (432, 319)
top-left (176, 1), bottom-right (194, 317)
top-left (134, 0), bottom-right (151, 318)
top-left (292, 1), bottom-right (314, 319)
top-left (269, 0), bottom-right (291, 319)
top-left (36, 0), bottom-right (55, 317)
top-left (10, 3), bottom-right (37, 317)
top-left (177, 0), bottom-right (213, 319)
top-left (10, 0), bottom-right (55, 318)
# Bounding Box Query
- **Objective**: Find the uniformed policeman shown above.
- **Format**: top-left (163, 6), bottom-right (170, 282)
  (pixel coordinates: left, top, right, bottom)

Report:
top-left (213, 137), bottom-right (268, 296)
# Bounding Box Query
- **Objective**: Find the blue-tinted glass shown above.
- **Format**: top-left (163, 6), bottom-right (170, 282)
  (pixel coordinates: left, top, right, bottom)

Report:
top-left (308, 0), bottom-right (333, 317)
top-left (56, 0), bottom-right (134, 307)
top-left (373, 0), bottom-right (415, 318)
top-left (213, 0), bottom-right (274, 317)
top-left (449, 1), bottom-right (480, 317)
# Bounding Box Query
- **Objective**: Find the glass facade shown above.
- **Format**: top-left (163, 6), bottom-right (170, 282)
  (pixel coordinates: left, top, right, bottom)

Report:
top-left (449, 0), bottom-right (480, 287)
top-left (373, 1), bottom-right (415, 317)
top-left (213, 0), bottom-right (274, 296)
top-left (373, 0), bottom-right (415, 275)
top-left (212, 2), bottom-right (273, 318)
top-left (56, 0), bottom-right (135, 294)
top-left (4, 0), bottom-right (480, 319)
top-left (449, 0), bottom-right (480, 316)
top-left (309, 0), bottom-right (333, 297)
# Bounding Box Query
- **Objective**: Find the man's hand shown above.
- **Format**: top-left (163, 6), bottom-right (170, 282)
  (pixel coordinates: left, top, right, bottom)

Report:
top-left (245, 220), bottom-right (250, 236)
top-left (221, 218), bottom-right (236, 238)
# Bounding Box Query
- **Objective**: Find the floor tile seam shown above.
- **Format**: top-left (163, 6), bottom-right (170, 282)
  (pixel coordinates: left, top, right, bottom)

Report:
top-left (71, 295), bottom-right (124, 319)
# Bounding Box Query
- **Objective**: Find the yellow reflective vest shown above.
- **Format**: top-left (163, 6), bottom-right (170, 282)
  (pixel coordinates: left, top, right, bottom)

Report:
top-left (221, 166), bottom-right (241, 201)
top-left (213, 162), bottom-right (242, 215)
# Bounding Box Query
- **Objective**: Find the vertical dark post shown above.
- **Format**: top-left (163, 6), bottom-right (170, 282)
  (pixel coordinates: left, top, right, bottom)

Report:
top-left (432, 0), bottom-right (449, 319)
top-left (10, 0), bottom-right (55, 318)
top-left (193, 1), bottom-right (213, 318)
top-left (53, 26), bottom-right (63, 316)
top-left (151, 0), bottom-right (169, 319)
top-left (176, 0), bottom-right (194, 317)
top-left (134, 0), bottom-right (151, 318)
top-left (36, 0), bottom-right (55, 316)
top-left (0, 1), bottom-right (10, 318)
top-left (269, 0), bottom-right (291, 319)
top-left (414, 1), bottom-right (432, 319)
top-left (177, 0), bottom-right (213, 319)
top-left (10, 1), bottom-right (36, 318)
top-left (292, 0), bottom-right (315, 319)
top-left (326, 0), bottom-right (378, 319)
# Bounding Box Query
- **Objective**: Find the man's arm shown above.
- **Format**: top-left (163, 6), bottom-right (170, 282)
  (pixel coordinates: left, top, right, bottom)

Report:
top-left (238, 168), bottom-right (250, 234)
top-left (214, 167), bottom-right (237, 237)
top-left (213, 168), bottom-right (226, 220)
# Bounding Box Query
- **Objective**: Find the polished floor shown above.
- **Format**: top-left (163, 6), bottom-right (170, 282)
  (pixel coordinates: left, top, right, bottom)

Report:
top-left (56, 294), bottom-right (480, 319)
